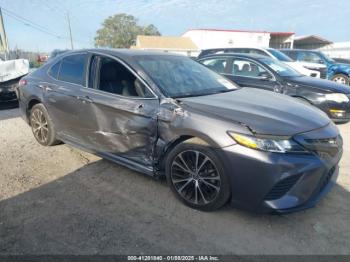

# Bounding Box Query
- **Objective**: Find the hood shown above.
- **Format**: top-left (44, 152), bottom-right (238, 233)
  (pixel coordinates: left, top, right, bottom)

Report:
top-left (285, 75), bottom-right (350, 94)
top-left (179, 88), bottom-right (330, 136)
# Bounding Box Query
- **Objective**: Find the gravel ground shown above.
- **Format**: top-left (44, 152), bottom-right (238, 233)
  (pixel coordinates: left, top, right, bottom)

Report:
top-left (0, 107), bottom-right (349, 255)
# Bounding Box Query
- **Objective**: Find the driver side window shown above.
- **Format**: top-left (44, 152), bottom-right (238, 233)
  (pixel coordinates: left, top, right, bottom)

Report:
top-left (89, 55), bottom-right (153, 98)
top-left (231, 59), bottom-right (270, 78)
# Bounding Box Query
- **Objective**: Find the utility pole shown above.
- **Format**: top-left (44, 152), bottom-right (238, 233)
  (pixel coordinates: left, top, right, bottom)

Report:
top-left (0, 7), bottom-right (9, 59)
top-left (66, 12), bottom-right (74, 50)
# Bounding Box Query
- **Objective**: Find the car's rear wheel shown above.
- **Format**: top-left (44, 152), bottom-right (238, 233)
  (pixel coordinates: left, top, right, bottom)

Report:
top-left (30, 103), bottom-right (60, 146)
top-left (331, 74), bottom-right (349, 85)
top-left (165, 139), bottom-right (231, 211)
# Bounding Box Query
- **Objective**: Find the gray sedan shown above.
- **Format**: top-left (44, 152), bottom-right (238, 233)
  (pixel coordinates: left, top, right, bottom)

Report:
top-left (17, 49), bottom-right (343, 213)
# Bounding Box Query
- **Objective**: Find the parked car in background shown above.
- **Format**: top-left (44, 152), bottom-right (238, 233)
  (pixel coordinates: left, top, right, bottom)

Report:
top-left (280, 49), bottom-right (350, 85)
top-left (198, 53), bottom-right (350, 123)
top-left (17, 49), bottom-right (343, 213)
top-left (0, 58), bottom-right (29, 105)
top-left (198, 47), bottom-right (326, 78)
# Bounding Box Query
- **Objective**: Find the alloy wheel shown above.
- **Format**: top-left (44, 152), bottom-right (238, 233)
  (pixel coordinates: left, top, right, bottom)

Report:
top-left (170, 150), bottom-right (221, 205)
top-left (333, 76), bottom-right (347, 85)
top-left (31, 109), bottom-right (49, 144)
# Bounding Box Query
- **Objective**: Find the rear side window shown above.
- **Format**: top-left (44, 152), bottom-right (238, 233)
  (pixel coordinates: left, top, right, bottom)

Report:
top-left (58, 54), bottom-right (87, 85)
top-left (48, 62), bottom-right (60, 79)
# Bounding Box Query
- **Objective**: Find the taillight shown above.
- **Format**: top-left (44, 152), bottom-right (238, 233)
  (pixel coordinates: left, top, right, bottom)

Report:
top-left (18, 79), bottom-right (27, 87)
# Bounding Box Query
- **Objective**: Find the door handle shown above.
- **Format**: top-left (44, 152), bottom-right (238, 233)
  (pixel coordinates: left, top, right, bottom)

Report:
top-left (38, 84), bottom-right (52, 92)
top-left (77, 95), bottom-right (93, 103)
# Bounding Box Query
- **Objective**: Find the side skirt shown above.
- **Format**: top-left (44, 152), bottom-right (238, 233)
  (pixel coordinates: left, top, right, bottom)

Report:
top-left (59, 136), bottom-right (156, 177)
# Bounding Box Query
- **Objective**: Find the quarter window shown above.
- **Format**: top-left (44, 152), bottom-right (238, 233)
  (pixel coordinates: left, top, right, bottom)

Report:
top-left (58, 54), bottom-right (87, 85)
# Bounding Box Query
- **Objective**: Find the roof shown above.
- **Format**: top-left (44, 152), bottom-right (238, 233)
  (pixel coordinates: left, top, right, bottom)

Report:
top-left (132, 35), bottom-right (198, 50)
top-left (183, 28), bottom-right (294, 36)
top-left (47, 48), bottom-right (184, 64)
top-left (294, 35), bottom-right (333, 44)
top-left (198, 52), bottom-right (271, 60)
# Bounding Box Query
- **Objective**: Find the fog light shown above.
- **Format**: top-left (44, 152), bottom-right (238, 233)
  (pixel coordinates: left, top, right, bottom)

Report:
top-left (330, 109), bottom-right (345, 118)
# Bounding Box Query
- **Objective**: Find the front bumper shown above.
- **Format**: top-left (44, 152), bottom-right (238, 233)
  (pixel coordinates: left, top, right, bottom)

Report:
top-left (217, 126), bottom-right (342, 213)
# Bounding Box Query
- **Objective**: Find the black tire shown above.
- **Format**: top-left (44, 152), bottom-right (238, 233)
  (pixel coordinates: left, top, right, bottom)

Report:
top-left (30, 103), bottom-right (60, 146)
top-left (331, 74), bottom-right (349, 85)
top-left (165, 138), bottom-right (231, 211)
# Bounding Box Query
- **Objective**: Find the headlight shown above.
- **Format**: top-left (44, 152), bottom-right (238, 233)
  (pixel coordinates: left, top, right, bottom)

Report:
top-left (325, 93), bottom-right (349, 103)
top-left (228, 132), bottom-right (307, 153)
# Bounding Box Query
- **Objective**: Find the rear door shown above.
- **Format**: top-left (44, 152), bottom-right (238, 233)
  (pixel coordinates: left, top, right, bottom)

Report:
top-left (71, 53), bottom-right (159, 167)
top-left (44, 52), bottom-right (90, 142)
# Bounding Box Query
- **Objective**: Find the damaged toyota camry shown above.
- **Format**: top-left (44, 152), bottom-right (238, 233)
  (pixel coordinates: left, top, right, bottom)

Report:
top-left (18, 49), bottom-right (343, 213)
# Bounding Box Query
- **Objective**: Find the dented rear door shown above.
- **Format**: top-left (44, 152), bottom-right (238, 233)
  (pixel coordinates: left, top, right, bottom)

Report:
top-left (73, 87), bottom-right (159, 167)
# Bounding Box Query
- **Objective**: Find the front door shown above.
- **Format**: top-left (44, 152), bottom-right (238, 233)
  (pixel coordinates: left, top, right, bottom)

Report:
top-left (225, 58), bottom-right (281, 92)
top-left (73, 54), bottom-right (159, 167)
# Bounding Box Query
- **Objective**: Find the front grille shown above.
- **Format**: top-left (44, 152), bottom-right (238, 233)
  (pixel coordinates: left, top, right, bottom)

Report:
top-left (264, 175), bottom-right (301, 201)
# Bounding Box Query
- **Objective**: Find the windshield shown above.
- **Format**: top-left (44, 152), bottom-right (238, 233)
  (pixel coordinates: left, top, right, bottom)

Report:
top-left (135, 55), bottom-right (238, 98)
top-left (267, 49), bottom-right (293, 62)
top-left (260, 57), bottom-right (302, 77)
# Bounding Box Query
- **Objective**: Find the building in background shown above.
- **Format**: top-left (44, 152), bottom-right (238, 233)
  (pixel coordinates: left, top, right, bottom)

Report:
top-left (182, 29), bottom-right (295, 50)
top-left (130, 35), bottom-right (199, 57)
top-left (319, 42), bottom-right (350, 59)
top-left (293, 35), bottom-right (332, 49)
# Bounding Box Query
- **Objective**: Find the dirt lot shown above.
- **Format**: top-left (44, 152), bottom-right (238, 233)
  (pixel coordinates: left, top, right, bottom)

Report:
top-left (0, 107), bottom-right (349, 255)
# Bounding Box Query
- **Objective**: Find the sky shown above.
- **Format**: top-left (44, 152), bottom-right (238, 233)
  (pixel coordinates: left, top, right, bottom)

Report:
top-left (0, 0), bottom-right (349, 52)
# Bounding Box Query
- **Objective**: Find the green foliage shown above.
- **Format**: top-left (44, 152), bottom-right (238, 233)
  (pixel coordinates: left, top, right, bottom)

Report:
top-left (94, 13), bottom-right (161, 48)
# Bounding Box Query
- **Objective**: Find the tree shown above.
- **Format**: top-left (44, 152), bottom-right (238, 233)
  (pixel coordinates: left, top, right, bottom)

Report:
top-left (94, 14), bottom-right (161, 48)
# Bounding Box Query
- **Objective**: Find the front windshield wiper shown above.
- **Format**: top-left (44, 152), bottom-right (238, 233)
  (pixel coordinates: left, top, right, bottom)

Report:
top-left (173, 89), bottom-right (236, 99)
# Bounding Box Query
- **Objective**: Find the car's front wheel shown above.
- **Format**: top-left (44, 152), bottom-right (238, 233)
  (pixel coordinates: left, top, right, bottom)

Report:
top-left (165, 138), bottom-right (231, 211)
top-left (30, 103), bottom-right (60, 146)
top-left (331, 74), bottom-right (349, 85)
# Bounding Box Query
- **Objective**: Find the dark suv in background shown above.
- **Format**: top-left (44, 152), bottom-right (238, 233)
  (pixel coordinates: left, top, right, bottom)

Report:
top-left (281, 49), bottom-right (350, 85)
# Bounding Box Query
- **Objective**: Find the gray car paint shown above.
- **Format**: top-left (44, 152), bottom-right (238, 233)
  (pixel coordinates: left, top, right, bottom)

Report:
top-left (17, 49), bottom-right (344, 213)
top-left (19, 49), bottom-right (333, 171)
